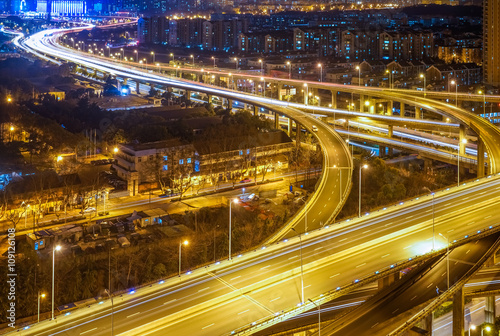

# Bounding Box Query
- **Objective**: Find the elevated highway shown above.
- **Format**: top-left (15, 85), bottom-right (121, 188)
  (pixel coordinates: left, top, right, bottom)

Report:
top-left (11, 25), bottom-right (500, 336)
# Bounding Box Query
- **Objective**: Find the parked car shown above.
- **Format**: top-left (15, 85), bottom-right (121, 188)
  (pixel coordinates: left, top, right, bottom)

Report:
top-left (83, 207), bottom-right (96, 213)
top-left (239, 178), bottom-right (252, 183)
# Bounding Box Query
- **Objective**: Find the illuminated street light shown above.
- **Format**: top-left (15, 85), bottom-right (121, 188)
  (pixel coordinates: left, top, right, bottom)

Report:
top-left (356, 65), bottom-right (361, 87)
top-left (56, 155), bottom-right (63, 162)
top-left (469, 323), bottom-right (476, 336)
top-left (303, 83), bottom-right (308, 105)
top-left (211, 56), bottom-right (216, 68)
top-left (52, 245), bottom-right (62, 320)
top-left (317, 63), bottom-right (323, 82)
top-left (439, 233), bottom-right (450, 290)
top-left (179, 240), bottom-right (189, 276)
top-left (478, 90), bottom-right (486, 117)
top-left (420, 73), bottom-right (426, 97)
top-left (190, 54), bottom-right (194, 66)
top-left (482, 325), bottom-right (492, 336)
top-left (258, 59), bottom-right (263, 75)
top-left (170, 53), bottom-right (174, 62)
top-left (134, 50), bottom-right (138, 62)
top-left (233, 57), bottom-right (238, 70)
top-left (38, 292), bottom-right (46, 323)
top-left (450, 80), bottom-right (458, 106)
top-left (150, 51), bottom-right (155, 63)
top-left (359, 164), bottom-right (368, 217)
top-left (286, 61), bottom-right (291, 79)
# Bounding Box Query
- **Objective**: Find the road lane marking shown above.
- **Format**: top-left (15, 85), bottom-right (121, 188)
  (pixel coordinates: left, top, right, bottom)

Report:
top-left (127, 312), bottom-right (140, 318)
top-left (363, 230), bottom-right (371, 234)
top-left (447, 229), bottom-right (454, 233)
top-left (288, 255), bottom-right (298, 260)
top-left (330, 273), bottom-right (340, 278)
top-left (202, 323), bottom-right (215, 330)
top-left (485, 215), bottom-right (492, 219)
top-left (339, 238), bottom-right (348, 242)
top-left (260, 265), bottom-right (270, 269)
top-left (230, 276), bottom-right (241, 280)
top-left (356, 263), bottom-right (366, 268)
top-left (381, 254), bottom-right (390, 258)
top-left (163, 299), bottom-right (176, 305)
top-left (238, 309), bottom-right (250, 315)
top-left (81, 328), bottom-right (97, 334)
top-left (411, 295), bottom-right (417, 301)
top-left (406, 216), bottom-right (413, 219)
top-left (371, 322), bottom-right (379, 329)
top-left (427, 283), bottom-right (433, 288)
top-left (198, 287), bottom-right (210, 292)
top-left (467, 221), bottom-right (475, 226)
top-left (270, 297), bottom-right (280, 302)
top-left (392, 308), bottom-right (399, 314)
top-left (404, 245), bottom-right (412, 250)
top-left (304, 285), bottom-right (311, 289)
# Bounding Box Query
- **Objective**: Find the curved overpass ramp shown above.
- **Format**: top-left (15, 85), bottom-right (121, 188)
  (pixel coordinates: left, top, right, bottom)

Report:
top-left (19, 28), bottom-right (353, 239)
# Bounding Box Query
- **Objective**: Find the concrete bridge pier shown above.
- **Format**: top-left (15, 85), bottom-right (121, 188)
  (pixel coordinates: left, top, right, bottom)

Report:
top-left (417, 314), bottom-right (433, 334)
top-left (452, 287), bottom-right (464, 336)
top-left (331, 90), bottom-right (337, 108)
top-left (477, 137), bottom-right (485, 178)
top-left (122, 78), bottom-right (128, 85)
top-left (379, 146), bottom-right (386, 157)
top-left (485, 296), bottom-right (496, 324)
top-left (207, 94), bottom-right (213, 104)
top-left (288, 118), bottom-right (292, 137)
top-left (459, 125), bottom-right (466, 156)
top-left (136, 81), bottom-right (140, 94)
top-left (400, 102), bottom-right (406, 117)
top-left (415, 107), bottom-right (421, 119)
top-left (424, 158), bottom-right (432, 172)
top-left (388, 147), bottom-right (394, 156)
top-left (387, 101), bottom-right (393, 115)
top-left (253, 105), bottom-right (258, 116)
top-left (278, 83), bottom-right (283, 101)
top-left (377, 272), bottom-right (400, 290)
top-left (227, 99), bottom-right (233, 110)
top-left (186, 90), bottom-right (192, 101)
top-left (296, 122), bottom-right (301, 144)
top-left (274, 112), bottom-right (280, 129)
top-left (360, 94), bottom-right (365, 112)
top-left (388, 125), bottom-right (394, 138)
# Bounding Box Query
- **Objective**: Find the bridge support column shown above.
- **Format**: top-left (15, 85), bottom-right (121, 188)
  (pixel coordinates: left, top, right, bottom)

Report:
top-left (424, 158), bottom-right (432, 172)
top-left (459, 124), bottom-right (466, 156)
top-left (136, 81), bottom-right (140, 94)
top-left (360, 94), bottom-right (365, 112)
top-left (377, 272), bottom-right (400, 290)
top-left (331, 90), bottom-right (337, 108)
top-left (227, 99), bottom-right (233, 110)
top-left (400, 102), bottom-right (405, 117)
top-left (485, 296), bottom-right (496, 324)
top-left (419, 314), bottom-right (433, 333)
top-left (278, 83), bottom-right (283, 101)
top-left (274, 112), bottom-right (280, 129)
top-left (477, 137), bottom-right (485, 178)
top-left (379, 146), bottom-right (386, 157)
top-left (253, 105), bottom-right (258, 116)
top-left (415, 107), bottom-right (421, 119)
top-left (388, 125), bottom-right (394, 138)
top-left (296, 122), bottom-right (301, 144)
top-left (123, 78), bottom-right (128, 85)
top-left (287, 118), bottom-right (292, 137)
top-left (452, 287), bottom-right (464, 336)
top-left (388, 101), bottom-right (394, 115)
top-left (207, 94), bottom-right (213, 104)
top-left (186, 90), bottom-right (192, 101)
top-left (388, 147), bottom-right (394, 156)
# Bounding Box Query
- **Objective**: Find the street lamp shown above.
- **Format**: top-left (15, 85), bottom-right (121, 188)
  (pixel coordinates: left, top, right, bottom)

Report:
top-left (482, 325), bottom-right (492, 336)
top-left (229, 198), bottom-right (239, 260)
top-left (315, 95), bottom-right (321, 107)
top-left (258, 59), bottom-right (263, 75)
top-left (451, 80), bottom-right (458, 106)
top-left (317, 63), bottom-right (323, 82)
top-left (179, 240), bottom-right (188, 275)
top-left (458, 138), bottom-right (467, 187)
top-left (420, 73), bottom-right (426, 97)
top-left (151, 51), bottom-right (155, 63)
top-left (156, 63), bottom-right (160, 73)
top-left (134, 50), bottom-right (138, 62)
top-left (478, 90), bottom-right (486, 117)
top-left (211, 56), bottom-right (216, 68)
top-left (291, 227), bottom-right (304, 304)
top-left (52, 245), bottom-right (61, 320)
top-left (261, 77), bottom-right (265, 96)
top-left (104, 288), bottom-right (114, 336)
top-left (431, 192), bottom-right (435, 250)
top-left (308, 299), bottom-right (321, 335)
top-left (439, 233), bottom-right (450, 290)
top-left (190, 54), bottom-right (194, 66)
top-left (120, 48), bottom-right (124, 60)
top-left (170, 53), bottom-right (174, 62)
top-left (469, 324), bottom-right (476, 336)
top-left (356, 65), bottom-right (361, 86)
top-left (38, 292), bottom-right (46, 323)
top-left (233, 57), bottom-right (238, 70)
top-left (287, 61), bottom-right (291, 79)
top-left (359, 164), bottom-right (368, 217)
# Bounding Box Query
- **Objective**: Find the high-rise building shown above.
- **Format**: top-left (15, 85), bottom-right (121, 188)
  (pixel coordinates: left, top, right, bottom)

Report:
top-left (484, 0), bottom-right (500, 86)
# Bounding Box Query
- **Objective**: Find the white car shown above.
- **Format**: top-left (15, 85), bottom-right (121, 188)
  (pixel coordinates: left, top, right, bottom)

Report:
top-left (312, 125), bottom-right (318, 132)
top-left (83, 207), bottom-right (96, 213)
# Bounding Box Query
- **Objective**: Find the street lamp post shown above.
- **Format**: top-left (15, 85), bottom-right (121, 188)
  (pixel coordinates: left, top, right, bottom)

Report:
top-left (151, 51), bottom-right (155, 63)
top-left (170, 53), bottom-right (174, 62)
top-left (308, 299), bottom-right (321, 335)
top-left (211, 56), bottom-right (216, 68)
top-left (479, 90), bottom-right (486, 117)
top-left (317, 63), bottom-right (323, 82)
top-left (420, 73), bottom-right (426, 97)
top-left (38, 292), bottom-right (46, 323)
top-left (431, 192), bottom-right (435, 250)
top-left (156, 63), bottom-right (160, 73)
top-left (304, 83), bottom-right (308, 105)
top-left (439, 233), bottom-right (450, 290)
top-left (120, 48), bottom-right (124, 60)
top-left (261, 77), bottom-right (266, 96)
top-left (291, 227), bottom-right (304, 304)
top-left (481, 325), bottom-right (491, 336)
top-left (358, 164), bottom-right (368, 217)
top-left (104, 289), bottom-right (114, 336)
top-left (229, 198), bottom-right (239, 260)
top-left (134, 50), bottom-right (138, 62)
top-left (356, 65), bottom-right (361, 86)
top-left (451, 80), bottom-right (458, 106)
top-left (259, 59), bottom-right (263, 75)
top-left (51, 245), bottom-right (61, 320)
top-left (469, 324), bottom-right (476, 336)
top-left (179, 240), bottom-right (188, 275)
top-left (190, 54), bottom-right (194, 66)
top-left (287, 61), bottom-right (291, 79)
top-left (458, 138), bottom-right (467, 187)
top-left (233, 57), bottom-right (238, 70)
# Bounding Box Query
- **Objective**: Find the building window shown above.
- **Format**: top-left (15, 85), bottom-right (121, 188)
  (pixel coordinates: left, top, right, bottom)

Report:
top-left (179, 159), bottom-right (184, 164)
top-left (163, 165), bottom-right (168, 171)
top-left (239, 150), bottom-right (243, 155)
top-left (163, 155), bottom-right (168, 161)
top-left (187, 158), bottom-right (191, 163)
top-left (246, 149), bottom-right (250, 154)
